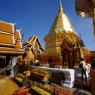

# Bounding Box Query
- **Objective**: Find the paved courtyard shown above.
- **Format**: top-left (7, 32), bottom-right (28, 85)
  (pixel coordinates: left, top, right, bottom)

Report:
top-left (0, 76), bottom-right (93, 95)
top-left (0, 77), bottom-right (19, 95)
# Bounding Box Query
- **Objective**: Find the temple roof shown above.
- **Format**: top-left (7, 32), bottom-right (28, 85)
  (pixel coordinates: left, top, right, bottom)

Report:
top-left (15, 30), bottom-right (21, 40)
top-left (15, 30), bottom-right (22, 49)
top-left (24, 35), bottom-right (44, 51)
top-left (0, 33), bottom-right (15, 46)
top-left (0, 47), bottom-right (23, 54)
top-left (50, 0), bottom-right (75, 34)
top-left (0, 20), bottom-right (23, 54)
top-left (27, 35), bottom-right (38, 45)
top-left (0, 21), bottom-right (15, 46)
top-left (0, 20), bottom-right (14, 34)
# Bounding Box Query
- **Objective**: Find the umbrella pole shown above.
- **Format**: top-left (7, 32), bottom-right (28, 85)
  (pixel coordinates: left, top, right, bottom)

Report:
top-left (92, 0), bottom-right (95, 38)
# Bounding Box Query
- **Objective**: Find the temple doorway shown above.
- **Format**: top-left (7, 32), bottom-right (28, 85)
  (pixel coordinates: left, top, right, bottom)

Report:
top-left (0, 56), bottom-right (6, 68)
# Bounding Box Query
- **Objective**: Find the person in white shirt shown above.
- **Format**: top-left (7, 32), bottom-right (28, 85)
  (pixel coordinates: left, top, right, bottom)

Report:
top-left (79, 58), bottom-right (87, 82)
top-left (86, 64), bottom-right (91, 77)
top-left (10, 57), bottom-right (17, 77)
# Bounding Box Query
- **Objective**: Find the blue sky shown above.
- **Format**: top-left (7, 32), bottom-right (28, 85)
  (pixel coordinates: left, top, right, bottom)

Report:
top-left (0, 0), bottom-right (94, 50)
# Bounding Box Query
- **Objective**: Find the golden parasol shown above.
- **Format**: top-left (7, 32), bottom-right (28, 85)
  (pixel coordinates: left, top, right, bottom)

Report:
top-left (75, 0), bottom-right (95, 38)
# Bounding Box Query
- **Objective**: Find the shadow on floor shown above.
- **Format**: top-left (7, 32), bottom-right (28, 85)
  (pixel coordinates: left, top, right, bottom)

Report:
top-left (73, 89), bottom-right (92, 95)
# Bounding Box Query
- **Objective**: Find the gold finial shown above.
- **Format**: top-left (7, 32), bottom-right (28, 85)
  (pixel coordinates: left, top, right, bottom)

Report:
top-left (59, 0), bottom-right (63, 12)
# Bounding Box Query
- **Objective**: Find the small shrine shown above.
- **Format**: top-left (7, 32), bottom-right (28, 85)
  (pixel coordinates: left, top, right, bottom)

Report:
top-left (23, 35), bottom-right (44, 63)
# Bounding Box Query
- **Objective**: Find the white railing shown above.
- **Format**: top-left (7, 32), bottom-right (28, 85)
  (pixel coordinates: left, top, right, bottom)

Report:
top-left (31, 66), bottom-right (75, 88)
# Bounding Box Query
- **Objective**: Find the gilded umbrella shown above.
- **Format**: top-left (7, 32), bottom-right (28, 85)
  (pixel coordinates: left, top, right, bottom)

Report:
top-left (75, 0), bottom-right (95, 37)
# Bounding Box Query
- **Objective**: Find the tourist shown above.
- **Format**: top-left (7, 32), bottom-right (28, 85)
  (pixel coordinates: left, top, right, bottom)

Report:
top-left (86, 63), bottom-right (91, 77)
top-left (79, 58), bottom-right (87, 79)
top-left (79, 58), bottom-right (88, 88)
top-left (10, 57), bottom-right (17, 77)
top-left (35, 60), bottom-right (41, 66)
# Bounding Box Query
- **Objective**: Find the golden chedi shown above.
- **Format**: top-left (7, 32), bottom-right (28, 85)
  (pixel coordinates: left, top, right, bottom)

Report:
top-left (41, 0), bottom-right (90, 68)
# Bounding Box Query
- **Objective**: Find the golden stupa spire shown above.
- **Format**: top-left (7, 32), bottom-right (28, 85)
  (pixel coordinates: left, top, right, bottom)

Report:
top-left (49, 0), bottom-right (75, 33)
top-left (59, 0), bottom-right (63, 12)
